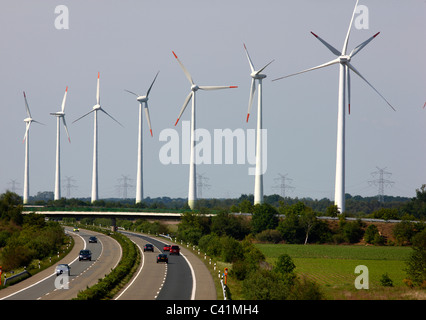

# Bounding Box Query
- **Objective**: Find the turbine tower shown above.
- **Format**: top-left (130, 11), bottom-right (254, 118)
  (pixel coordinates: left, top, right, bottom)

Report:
top-left (172, 51), bottom-right (238, 209)
top-left (50, 86), bottom-right (71, 200)
top-left (273, 0), bottom-right (395, 213)
top-left (22, 91), bottom-right (44, 204)
top-left (243, 43), bottom-right (274, 205)
top-left (73, 72), bottom-right (123, 203)
top-left (125, 71), bottom-right (159, 204)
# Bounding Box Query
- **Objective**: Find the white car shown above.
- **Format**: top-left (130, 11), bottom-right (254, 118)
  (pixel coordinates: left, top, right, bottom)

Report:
top-left (56, 264), bottom-right (70, 276)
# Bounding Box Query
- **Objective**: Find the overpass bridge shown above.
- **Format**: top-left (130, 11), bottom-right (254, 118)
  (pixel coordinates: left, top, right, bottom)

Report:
top-left (23, 210), bottom-right (186, 229)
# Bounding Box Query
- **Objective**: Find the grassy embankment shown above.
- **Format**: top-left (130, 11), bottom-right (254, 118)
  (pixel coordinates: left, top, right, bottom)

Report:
top-left (255, 244), bottom-right (422, 300)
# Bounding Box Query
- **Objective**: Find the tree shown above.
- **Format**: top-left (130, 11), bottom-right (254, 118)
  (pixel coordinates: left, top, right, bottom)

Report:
top-left (404, 229), bottom-right (426, 286)
top-left (299, 208), bottom-right (317, 245)
top-left (251, 203), bottom-right (278, 234)
top-left (0, 191), bottom-right (23, 225)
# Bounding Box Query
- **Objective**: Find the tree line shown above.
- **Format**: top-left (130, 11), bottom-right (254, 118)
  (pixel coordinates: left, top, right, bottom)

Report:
top-left (25, 184), bottom-right (426, 220)
top-left (0, 192), bottom-right (67, 271)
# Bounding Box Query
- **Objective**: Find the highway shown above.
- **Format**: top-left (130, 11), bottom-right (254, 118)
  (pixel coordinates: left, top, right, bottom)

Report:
top-left (115, 232), bottom-right (216, 300)
top-left (0, 227), bottom-right (216, 300)
top-left (0, 227), bottom-right (122, 300)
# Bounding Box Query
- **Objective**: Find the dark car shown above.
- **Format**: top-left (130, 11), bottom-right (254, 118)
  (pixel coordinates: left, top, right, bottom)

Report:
top-left (79, 249), bottom-right (92, 261)
top-left (169, 245), bottom-right (180, 255)
top-left (144, 244), bottom-right (154, 252)
top-left (157, 254), bottom-right (168, 264)
top-left (56, 264), bottom-right (70, 276)
top-left (89, 236), bottom-right (97, 243)
top-left (163, 245), bottom-right (171, 251)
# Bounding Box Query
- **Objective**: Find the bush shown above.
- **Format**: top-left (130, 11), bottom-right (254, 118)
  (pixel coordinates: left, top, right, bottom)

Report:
top-left (380, 273), bottom-right (393, 287)
top-left (341, 220), bottom-right (364, 243)
top-left (364, 225), bottom-right (379, 244)
top-left (255, 229), bottom-right (282, 243)
top-left (198, 234), bottom-right (222, 257)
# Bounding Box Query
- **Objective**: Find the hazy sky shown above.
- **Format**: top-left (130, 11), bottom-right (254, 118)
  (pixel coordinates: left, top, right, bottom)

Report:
top-left (0, 0), bottom-right (425, 201)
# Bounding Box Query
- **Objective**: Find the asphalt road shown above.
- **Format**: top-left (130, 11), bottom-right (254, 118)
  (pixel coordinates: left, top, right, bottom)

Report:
top-left (0, 227), bottom-right (122, 300)
top-left (115, 232), bottom-right (216, 300)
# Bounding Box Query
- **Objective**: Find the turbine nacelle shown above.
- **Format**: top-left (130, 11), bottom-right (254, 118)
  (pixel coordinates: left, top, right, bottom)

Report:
top-left (136, 96), bottom-right (148, 103)
top-left (250, 72), bottom-right (267, 80)
top-left (50, 112), bottom-right (65, 117)
top-left (339, 55), bottom-right (351, 64)
top-left (191, 84), bottom-right (199, 92)
top-left (93, 104), bottom-right (101, 111)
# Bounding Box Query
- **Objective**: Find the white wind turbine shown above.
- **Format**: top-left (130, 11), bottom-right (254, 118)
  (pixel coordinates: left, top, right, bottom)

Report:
top-left (22, 91), bottom-right (44, 204)
top-left (50, 86), bottom-right (71, 201)
top-left (273, 0), bottom-right (395, 213)
top-left (73, 72), bottom-right (123, 203)
top-left (124, 71), bottom-right (159, 204)
top-left (243, 43), bottom-right (274, 205)
top-left (172, 51), bottom-right (238, 209)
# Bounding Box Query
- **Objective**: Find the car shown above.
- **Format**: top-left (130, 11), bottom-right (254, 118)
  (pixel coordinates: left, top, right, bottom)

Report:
top-left (169, 245), bottom-right (180, 255)
top-left (56, 264), bottom-right (71, 276)
top-left (79, 249), bottom-right (92, 261)
top-left (157, 253), bottom-right (168, 263)
top-left (163, 245), bottom-right (171, 251)
top-left (89, 236), bottom-right (97, 243)
top-left (73, 227), bottom-right (79, 232)
top-left (144, 244), bottom-right (154, 252)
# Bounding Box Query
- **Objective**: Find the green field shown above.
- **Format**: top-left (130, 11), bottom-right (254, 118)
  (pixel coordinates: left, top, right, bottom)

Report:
top-left (256, 244), bottom-right (416, 299)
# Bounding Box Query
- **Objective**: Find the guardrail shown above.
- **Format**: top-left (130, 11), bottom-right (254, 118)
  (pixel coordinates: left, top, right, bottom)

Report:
top-left (3, 270), bottom-right (31, 286)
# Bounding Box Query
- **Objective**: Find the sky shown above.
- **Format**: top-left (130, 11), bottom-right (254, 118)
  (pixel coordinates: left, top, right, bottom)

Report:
top-left (0, 0), bottom-right (425, 201)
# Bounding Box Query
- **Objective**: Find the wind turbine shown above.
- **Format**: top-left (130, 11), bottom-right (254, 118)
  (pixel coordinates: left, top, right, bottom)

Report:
top-left (172, 51), bottom-right (238, 209)
top-left (22, 91), bottom-right (44, 204)
top-left (272, 0), bottom-right (395, 213)
top-left (124, 71), bottom-right (159, 204)
top-left (73, 72), bottom-right (123, 203)
top-left (50, 86), bottom-right (71, 200)
top-left (243, 43), bottom-right (274, 205)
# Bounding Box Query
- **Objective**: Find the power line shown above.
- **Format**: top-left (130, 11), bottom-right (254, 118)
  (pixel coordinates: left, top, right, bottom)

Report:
top-left (116, 175), bottom-right (134, 199)
top-left (368, 167), bottom-right (394, 202)
top-left (273, 173), bottom-right (295, 198)
top-left (63, 176), bottom-right (77, 198)
top-left (7, 179), bottom-right (21, 194)
top-left (197, 173), bottom-right (211, 199)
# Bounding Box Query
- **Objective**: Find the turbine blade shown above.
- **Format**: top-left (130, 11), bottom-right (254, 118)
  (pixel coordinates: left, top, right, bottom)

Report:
top-left (342, 0), bottom-right (360, 55)
top-left (32, 119), bottom-right (45, 126)
top-left (146, 71), bottom-right (160, 97)
top-left (199, 86), bottom-right (238, 90)
top-left (247, 78), bottom-right (256, 122)
top-left (347, 62), bottom-right (396, 111)
top-left (96, 72), bottom-right (100, 105)
top-left (124, 89), bottom-right (139, 97)
top-left (172, 51), bottom-right (194, 85)
top-left (61, 86), bottom-right (68, 112)
top-left (100, 108), bottom-right (124, 127)
top-left (350, 32), bottom-right (380, 58)
top-left (144, 103), bottom-right (153, 137)
top-left (346, 65), bottom-right (351, 115)
top-left (243, 43), bottom-right (255, 72)
top-left (311, 32), bottom-right (341, 56)
top-left (256, 59), bottom-right (275, 75)
top-left (175, 91), bottom-right (193, 126)
top-left (23, 91), bottom-right (32, 118)
top-left (72, 109), bottom-right (95, 124)
top-left (62, 117), bottom-right (71, 143)
top-left (272, 58), bottom-right (340, 81)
